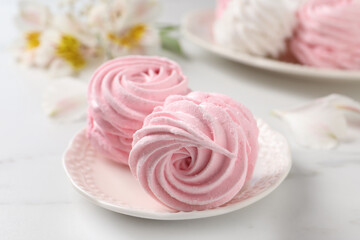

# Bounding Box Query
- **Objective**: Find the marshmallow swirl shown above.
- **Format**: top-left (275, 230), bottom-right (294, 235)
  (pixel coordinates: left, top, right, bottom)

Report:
top-left (213, 0), bottom-right (295, 57)
top-left (291, 0), bottom-right (360, 70)
top-left (129, 92), bottom-right (259, 211)
top-left (87, 56), bottom-right (189, 164)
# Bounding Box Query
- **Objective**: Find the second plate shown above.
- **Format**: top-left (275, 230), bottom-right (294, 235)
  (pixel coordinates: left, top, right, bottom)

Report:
top-left (182, 10), bottom-right (360, 81)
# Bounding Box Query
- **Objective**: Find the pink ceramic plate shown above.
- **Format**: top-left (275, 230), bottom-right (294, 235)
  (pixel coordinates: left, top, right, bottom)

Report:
top-left (63, 119), bottom-right (291, 220)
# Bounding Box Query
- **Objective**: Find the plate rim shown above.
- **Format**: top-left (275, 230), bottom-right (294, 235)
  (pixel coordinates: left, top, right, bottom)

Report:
top-left (63, 121), bottom-right (292, 220)
top-left (181, 9), bottom-right (360, 82)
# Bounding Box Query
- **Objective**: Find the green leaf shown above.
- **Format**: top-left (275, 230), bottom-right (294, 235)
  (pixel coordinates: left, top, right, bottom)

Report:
top-left (158, 24), bottom-right (185, 57)
top-left (160, 34), bottom-right (184, 57)
top-left (159, 25), bottom-right (179, 33)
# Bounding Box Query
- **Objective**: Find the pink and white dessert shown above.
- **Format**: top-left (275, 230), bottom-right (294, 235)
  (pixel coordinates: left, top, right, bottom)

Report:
top-left (87, 56), bottom-right (189, 164)
top-left (129, 92), bottom-right (259, 211)
top-left (213, 0), bottom-right (295, 58)
top-left (215, 0), bottom-right (231, 19)
top-left (291, 0), bottom-right (360, 70)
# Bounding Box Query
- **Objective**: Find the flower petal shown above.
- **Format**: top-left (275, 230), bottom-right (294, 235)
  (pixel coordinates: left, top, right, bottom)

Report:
top-left (121, 0), bottom-right (160, 27)
top-left (274, 94), bottom-right (360, 149)
top-left (87, 2), bottom-right (109, 29)
top-left (15, 1), bottom-right (51, 31)
top-left (86, 0), bottom-right (160, 32)
top-left (53, 14), bottom-right (98, 48)
top-left (140, 26), bottom-right (160, 54)
top-left (42, 77), bottom-right (88, 123)
top-left (48, 59), bottom-right (74, 77)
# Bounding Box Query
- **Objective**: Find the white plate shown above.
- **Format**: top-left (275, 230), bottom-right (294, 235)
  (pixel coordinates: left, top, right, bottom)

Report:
top-left (63, 119), bottom-right (291, 220)
top-left (181, 10), bottom-right (360, 81)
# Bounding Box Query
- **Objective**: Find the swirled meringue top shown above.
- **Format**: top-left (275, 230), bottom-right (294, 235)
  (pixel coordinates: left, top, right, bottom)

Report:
top-left (213, 0), bottom-right (295, 57)
top-left (290, 0), bottom-right (360, 70)
top-left (87, 56), bottom-right (189, 164)
top-left (129, 92), bottom-right (259, 211)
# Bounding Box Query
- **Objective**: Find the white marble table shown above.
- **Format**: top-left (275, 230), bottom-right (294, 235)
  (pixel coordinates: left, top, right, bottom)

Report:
top-left (1, 1), bottom-right (360, 239)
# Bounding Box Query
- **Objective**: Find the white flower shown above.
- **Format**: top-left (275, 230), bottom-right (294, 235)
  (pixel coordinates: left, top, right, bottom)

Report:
top-left (15, 0), bottom-right (161, 75)
top-left (48, 58), bottom-right (75, 77)
top-left (18, 12), bottom-right (100, 77)
top-left (15, 1), bottom-right (50, 32)
top-left (53, 14), bottom-right (98, 49)
top-left (105, 25), bottom-right (160, 58)
top-left (42, 77), bottom-right (88, 122)
top-left (87, 0), bottom-right (160, 32)
top-left (15, 1), bottom-right (52, 66)
top-left (273, 94), bottom-right (360, 149)
top-left (87, 0), bottom-right (160, 58)
top-left (31, 29), bottom-right (58, 68)
top-left (87, 1), bottom-right (113, 31)
top-left (117, 0), bottom-right (160, 30)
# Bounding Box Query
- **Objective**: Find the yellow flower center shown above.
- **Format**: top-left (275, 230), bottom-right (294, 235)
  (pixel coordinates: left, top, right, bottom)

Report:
top-left (107, 24), bottom-right (146, 48)
top-left (56, 35), bottom-right (86, 70)
top-left (26, 32), bottom-right (41, 50)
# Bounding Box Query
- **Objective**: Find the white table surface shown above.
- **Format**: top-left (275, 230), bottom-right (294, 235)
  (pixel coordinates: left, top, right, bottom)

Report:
top-left (1, 1), bottom-right (360, 239)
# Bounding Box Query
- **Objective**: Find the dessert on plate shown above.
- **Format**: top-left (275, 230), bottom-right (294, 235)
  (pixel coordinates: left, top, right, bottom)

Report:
top-left (87, 56), bottom-right (189, 164)
top-left (63, 55), bottom-right (291, 216)
top-left (85, 56), bottom-right (260, 211)
top-left (129, 92), bottom-right (259, 211)
top-left (290, 0), bottom-right (360, 70)
top-left (213, 0), bottom-right (295, 58)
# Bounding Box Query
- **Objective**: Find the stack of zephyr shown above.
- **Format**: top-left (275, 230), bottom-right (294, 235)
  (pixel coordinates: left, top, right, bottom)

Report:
top-left (87, 56), bottom-right (259, 211)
